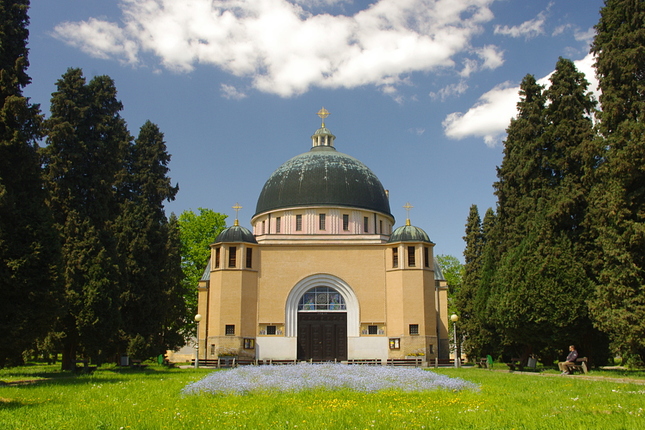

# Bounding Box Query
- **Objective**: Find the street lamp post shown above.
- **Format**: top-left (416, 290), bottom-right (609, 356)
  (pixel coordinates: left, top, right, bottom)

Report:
top-left (194, 314), bottom-right (202, 368)
top-left (450, 314), bottom-right (460, 368)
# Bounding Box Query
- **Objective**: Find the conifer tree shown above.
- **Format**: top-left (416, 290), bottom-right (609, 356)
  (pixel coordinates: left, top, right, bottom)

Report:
top-left (455, 205), bottom-right (483, 358)
top-left (589, 0), bottom-right (645, 365)
top-left (494, 75), bottom-right (548, 251)
top-left (0, 0), bottom-right (61, 367)
top-left (116, 121), bottom-right (183, 359)
top-left (486, 60), bottom-right (603, 363)
top-left (461, 207), bottom-right (504, 359)
top-left (42, 69), bottom-right (130, 369)
top-left (161, 213), bottom-right (187, 350)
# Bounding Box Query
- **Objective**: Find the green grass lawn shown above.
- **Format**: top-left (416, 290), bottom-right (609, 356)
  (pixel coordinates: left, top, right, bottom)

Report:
top-left (1, 364), bottom-right (644, 429)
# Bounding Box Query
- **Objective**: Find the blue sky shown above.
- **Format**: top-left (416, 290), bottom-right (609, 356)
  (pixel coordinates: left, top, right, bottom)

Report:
top-left (24, 0), bottom-right (604, 261)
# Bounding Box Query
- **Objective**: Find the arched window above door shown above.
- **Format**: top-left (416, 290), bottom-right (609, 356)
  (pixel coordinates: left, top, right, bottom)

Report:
top-left (298, 286), bottom-right (346, 311)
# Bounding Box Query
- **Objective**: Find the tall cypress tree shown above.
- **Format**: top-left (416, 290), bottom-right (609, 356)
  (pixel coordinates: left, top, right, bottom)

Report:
top-left (0, 0), bottom-right (61, 367)
top-left (486, 60), bottom-right (604, 363)
top-left (116, 121), bottom-right (183, 359)
top-left (589, 0), bottom-right (645, 366)
top-left (42, 69), bottom-right (130, 369)
top-left (494, 75), bottom-right (548, 252)
top-left (455, 205), bottom-right (484, 358)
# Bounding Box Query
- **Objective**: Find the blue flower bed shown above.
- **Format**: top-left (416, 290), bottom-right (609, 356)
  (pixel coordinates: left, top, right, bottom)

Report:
top-left (182, 363), bottom-right (478, 395)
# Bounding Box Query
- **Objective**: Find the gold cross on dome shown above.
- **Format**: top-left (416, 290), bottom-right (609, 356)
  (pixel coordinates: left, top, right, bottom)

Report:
top-left (317, 107), bottom-right (330, 127)
top-left (403, 202), bottom-right (413, 226)
top-left (232, 203), bottom-right (242, 226)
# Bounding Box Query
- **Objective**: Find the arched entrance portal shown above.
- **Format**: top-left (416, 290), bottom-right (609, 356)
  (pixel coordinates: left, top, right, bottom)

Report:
top-left (297, 287), bottom-right (347, 361)
top-left (285, 274), bottom-right (359, 362)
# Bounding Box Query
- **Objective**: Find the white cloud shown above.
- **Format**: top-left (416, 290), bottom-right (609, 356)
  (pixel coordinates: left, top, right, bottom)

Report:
top-left (442, 81), bottom-right (519, 147)
top-left (220, 83), bottom-right (247, 99)
top-left (54, 18), bottom-right (140, 64)
top-left (429, 80), bottom-right (469, 101)
top-left (291, 0), bottom-right (350, 7)
top-left (476, 44), bottom-right (504, 70)
top-left (408, 127), bottom-right (426, 136)
top-left (459, 58), bottom-right (479, 78)
top-left (574, 27), bottom-right (596, 44)
top-left (494, 4), bottom-right (551, 39)
top-left (53, 0), bottom-right (498, 97)
top-left (552, 24), bottom-right (571, 37)
top-left (442, 53), bottom-right (599, 146)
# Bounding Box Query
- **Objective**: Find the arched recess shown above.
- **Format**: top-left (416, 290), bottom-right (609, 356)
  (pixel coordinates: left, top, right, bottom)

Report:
top-left (285, 274), bottom-right (359, 337)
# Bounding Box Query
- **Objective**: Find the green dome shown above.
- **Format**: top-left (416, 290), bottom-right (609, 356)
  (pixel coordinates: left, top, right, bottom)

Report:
top-left (215, 225), bottom-right (257, 244)
top-left (388, 224), bottom-right (432, 243)
top-left (254, 146), bottom-right (391, 217)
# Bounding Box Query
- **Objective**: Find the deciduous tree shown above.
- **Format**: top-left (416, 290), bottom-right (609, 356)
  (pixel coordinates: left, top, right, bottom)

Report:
top-left (178, 208), bottom-right (227, 329)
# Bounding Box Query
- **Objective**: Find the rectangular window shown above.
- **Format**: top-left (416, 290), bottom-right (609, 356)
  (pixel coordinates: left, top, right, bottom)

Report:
top-left (266, 325), bottom-right (277, 335)
top-left (276, 217), bottom-right (281, 233)
top-left (319, 213), bottom-right (326, 230)
top-left (408, 246), bottom-right (416, 267)
top-left (225, 325), bottom-right (235, 335)
top-left (379, 220), bottom-right (383, 234)
top-left (389, 338), bottom-right (400, 349)
top-left (429, 344), bottom-right (434, 354)
top-left (296, 214), bottom-right (303, 231)
top-left (342, 214), bottom-right (349, 231)
top-left (261, 220), bottom-right (265, 234)
top-left (424, 247), bottom-right (429, 268)
top-left (363, 216), bottom-right (369, 233)
top-left (246, 248), bottom-right (252, 269)
top-left (214, 247), bottom-right (220, 268)
top-left (244, 338), bottom-right (255, 349)
top-left (228, 246), bottom-right (237, 268)
top-left (392, 247), bottom-right (398, 268)
top-left (368, 325), bottom-right (378, 335)
top-left (409, 324), bottom-right (419, 335)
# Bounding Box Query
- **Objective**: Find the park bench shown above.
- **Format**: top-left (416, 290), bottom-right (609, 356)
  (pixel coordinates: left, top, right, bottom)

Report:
top-left (260, 359), bottom-right (297, 365)
top-left (191, 358), bottom-right (235, 367)
top-left (309, 358), bottom-right (339, 364)
top-left (568, 357), bottom-right (589, 374)
top-left (386, 357), bottom-right (422, 367)
top-left (478, 355), bottom-right (494, 369)
top-left (433, 358), bottom-right (455, 367)
top-left (347, 359), bottom-right (381, 365)
top-left (506, 358), bottom-right (523, 371)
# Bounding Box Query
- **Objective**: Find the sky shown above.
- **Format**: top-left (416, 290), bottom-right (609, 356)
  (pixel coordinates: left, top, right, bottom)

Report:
top-left (24, 0), bottom-right (605, 261)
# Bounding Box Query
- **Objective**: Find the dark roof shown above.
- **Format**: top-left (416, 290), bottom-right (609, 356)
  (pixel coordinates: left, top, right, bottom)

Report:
top-left (255, 146), bottom-right (391, 217)
top-left (434, 260), bottom-right (445, 281)
top-left (387, 224), bottom-right (432, 243)
top-left (215, 225), bottom-right (257, 244)
top-left (200, 258), bottom-right (211, 281)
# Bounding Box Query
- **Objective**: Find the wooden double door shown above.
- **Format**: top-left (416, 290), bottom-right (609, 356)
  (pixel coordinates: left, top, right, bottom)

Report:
top-left (297, 312), bottom-right (347, 361)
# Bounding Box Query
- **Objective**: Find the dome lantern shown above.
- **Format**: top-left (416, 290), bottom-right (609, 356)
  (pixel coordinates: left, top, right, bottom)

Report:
top-left (311, 107), bottom-right (336, 148)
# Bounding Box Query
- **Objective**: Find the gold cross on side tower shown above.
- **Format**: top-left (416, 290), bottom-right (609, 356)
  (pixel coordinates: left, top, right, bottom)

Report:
top-left (232, 203), bottom-right (242, 226)
top-left (317, 107), bottom-right (330, 127)
top-left (403, 202), bottom-right (413, 226)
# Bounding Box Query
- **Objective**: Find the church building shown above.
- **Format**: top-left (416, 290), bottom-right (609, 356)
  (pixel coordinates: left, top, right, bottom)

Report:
top-left (196, 108), bottom-right (450, 364)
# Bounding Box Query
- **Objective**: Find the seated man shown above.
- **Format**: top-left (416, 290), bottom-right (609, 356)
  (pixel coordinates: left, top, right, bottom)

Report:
top-left (558, 345), bottom-right (578, 375)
